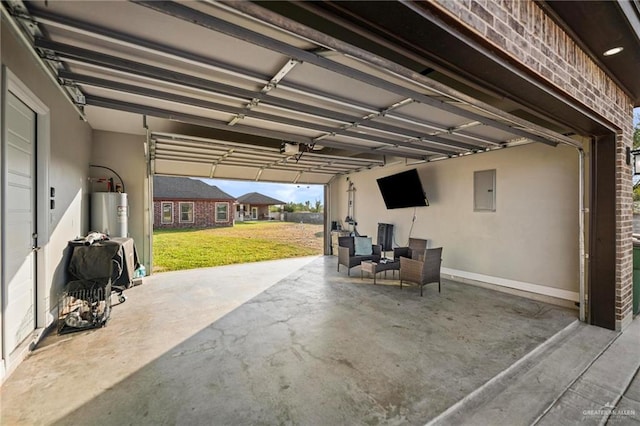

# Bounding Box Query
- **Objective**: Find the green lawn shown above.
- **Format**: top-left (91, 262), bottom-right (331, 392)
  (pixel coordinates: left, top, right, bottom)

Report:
top-left (153, 221), bottom-right (324, 272)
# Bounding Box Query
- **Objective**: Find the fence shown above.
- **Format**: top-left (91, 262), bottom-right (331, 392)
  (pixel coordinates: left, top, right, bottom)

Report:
top-left (283, 212), bottom-right (324, 224)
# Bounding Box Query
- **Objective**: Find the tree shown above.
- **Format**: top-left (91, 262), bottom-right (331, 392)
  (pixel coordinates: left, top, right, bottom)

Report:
top-left (280, 201), bottom-right (324, 212)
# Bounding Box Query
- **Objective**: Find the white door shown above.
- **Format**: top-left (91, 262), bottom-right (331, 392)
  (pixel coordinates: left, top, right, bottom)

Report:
top-left (5, 91), bottom-right (37, 354)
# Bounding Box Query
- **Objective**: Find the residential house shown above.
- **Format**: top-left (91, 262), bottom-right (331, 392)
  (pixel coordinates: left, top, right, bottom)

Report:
top-left (153, 176), bottom-right (235, 229)
top-left (236, 192), bottom-right (285, 221)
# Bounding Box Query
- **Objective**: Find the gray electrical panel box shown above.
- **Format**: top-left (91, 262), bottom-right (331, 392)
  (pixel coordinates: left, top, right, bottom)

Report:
top-left (474, 169), bottom-right (496, 212)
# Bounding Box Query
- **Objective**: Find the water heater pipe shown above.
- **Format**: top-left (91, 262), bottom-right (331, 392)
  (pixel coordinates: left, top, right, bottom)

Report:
top-left (89, 164), bottom-right (126, 193)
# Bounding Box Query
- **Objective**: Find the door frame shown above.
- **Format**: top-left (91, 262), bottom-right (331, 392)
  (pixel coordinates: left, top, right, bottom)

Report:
top-left (588, 133), bottom-right (617, 329)
top-left (1, 67), bottom-right (51, 375)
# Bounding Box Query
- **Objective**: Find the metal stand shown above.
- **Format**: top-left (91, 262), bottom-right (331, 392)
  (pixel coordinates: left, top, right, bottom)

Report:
top-left (345, 179), bottom-right (359, 235)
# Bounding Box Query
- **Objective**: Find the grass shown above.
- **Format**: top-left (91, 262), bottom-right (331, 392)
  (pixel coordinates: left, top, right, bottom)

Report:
top-left (153, 221), bottom-right (324, 272)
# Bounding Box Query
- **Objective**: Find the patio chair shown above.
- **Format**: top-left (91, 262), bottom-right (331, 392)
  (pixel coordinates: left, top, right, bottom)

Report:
top-left (399, 247), bottom-right (443, 296)
top-left (393, 237), bottom-right (428, 261)
top-left (338, 236), bottom-right (382, 276)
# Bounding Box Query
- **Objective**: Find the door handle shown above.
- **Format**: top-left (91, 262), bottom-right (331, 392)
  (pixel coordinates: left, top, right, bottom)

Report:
top-left (32, 233), bottom-right (40, 252)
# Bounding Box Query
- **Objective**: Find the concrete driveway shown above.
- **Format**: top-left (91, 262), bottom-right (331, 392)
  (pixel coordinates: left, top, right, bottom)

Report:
top-left (1, 255), bottom-right (580, 425)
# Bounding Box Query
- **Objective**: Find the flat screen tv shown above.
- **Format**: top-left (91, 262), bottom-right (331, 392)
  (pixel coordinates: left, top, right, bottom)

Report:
top-left (376, 169), bottom-right (428, 209)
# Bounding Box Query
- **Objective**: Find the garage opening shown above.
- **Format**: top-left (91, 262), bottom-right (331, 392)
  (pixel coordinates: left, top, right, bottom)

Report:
top-left (6, 0), bottom-right (599, 323)
top-left (151, 174), bottom-right (325, 272)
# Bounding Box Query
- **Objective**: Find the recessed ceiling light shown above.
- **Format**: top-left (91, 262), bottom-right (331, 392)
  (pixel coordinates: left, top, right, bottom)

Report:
top-left (603, 47), bottom-right (624, 56)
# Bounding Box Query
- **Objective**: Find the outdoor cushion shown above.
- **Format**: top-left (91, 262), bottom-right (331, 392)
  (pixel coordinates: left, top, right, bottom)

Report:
top-left (354, 236), bottom-right (373, 255)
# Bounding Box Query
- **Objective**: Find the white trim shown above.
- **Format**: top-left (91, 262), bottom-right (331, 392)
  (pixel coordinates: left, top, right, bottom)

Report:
top-left (441, 267), bottom-right (579, 302)
top-left (251, 206), bottom-right (258, 220)
top-left (161, 201), bottom-right (174, 224)
top-left (178, 201), bottom-right (194, 223)
top-left (215, 201), bottom-right (229, 223)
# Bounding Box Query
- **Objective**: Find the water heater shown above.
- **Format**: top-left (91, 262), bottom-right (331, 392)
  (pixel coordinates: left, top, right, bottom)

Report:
top-left (91, 192), bottom-right (128, 237)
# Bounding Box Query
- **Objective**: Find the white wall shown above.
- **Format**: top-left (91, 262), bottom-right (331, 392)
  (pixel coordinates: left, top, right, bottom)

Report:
top-left (329, 143), bottom-right (581, 300)
top-left (2, 16), bottom-right (93, 379)
top-left (90, 131), bottom-right (149, 270)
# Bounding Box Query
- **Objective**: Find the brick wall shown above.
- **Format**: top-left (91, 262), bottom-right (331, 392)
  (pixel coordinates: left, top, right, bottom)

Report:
top-left (432, 0), bottom-right (633, 127)
top-left (153, 199), bottom-right (233, 229)
top-left (431, 0), bottom-right (634, 329)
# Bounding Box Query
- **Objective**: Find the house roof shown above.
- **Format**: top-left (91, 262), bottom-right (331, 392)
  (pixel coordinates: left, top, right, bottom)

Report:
top-left (237, 192), bottom-right (285, 205)
top-left (154, 176), bottom-right (235, 200)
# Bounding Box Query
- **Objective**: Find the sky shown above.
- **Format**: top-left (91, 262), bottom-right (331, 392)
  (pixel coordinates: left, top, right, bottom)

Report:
top-left (199, 178), bottom-right (324, 204)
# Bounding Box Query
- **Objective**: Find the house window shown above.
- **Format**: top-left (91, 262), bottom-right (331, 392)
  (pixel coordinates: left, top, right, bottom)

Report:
top-left (216, 202), bottom-right (229, 222)
top-left (161, 202), bottom-right (173, 224)
top-left (179, 202), bottom-right (194, 223)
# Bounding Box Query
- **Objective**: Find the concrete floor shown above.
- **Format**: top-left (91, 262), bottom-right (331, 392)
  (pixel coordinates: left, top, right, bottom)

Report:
top-left (0, 255), bottom-right (578, 425)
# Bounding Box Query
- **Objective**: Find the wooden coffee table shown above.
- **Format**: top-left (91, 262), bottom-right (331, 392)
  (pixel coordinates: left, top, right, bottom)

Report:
top-left (360, 259), bottom-right (400, 284)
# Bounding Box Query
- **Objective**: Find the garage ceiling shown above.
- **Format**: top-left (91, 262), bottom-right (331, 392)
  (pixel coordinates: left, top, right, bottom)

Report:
top-left (5, 0), bottom-right (580, 184)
